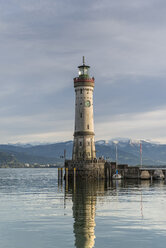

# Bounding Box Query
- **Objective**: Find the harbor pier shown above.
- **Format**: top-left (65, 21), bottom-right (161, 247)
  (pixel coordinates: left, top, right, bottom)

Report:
top-left (63, 163), bottom-right (166, 181)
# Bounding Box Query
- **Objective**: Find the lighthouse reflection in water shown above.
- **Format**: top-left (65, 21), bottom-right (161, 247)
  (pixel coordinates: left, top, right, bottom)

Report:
top-left (66, 180), bottom-right (102, 248)
top-left (65, 179), bottom-right (125, 248)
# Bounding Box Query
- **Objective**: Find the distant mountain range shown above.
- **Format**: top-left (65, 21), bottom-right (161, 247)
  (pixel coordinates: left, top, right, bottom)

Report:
top-left (1, 138), bottom-right (166, 166)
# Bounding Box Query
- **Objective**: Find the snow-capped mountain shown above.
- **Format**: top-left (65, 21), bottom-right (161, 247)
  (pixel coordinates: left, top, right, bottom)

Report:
top-left (0, 138), bottom-right (166, 166)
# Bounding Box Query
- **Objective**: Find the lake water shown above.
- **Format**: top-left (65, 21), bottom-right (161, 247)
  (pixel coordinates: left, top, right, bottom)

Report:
top-left (0, 168), bottom-right (166, 248)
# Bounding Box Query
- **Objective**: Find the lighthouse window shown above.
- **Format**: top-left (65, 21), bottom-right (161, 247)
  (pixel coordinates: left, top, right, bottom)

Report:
top-left (87, 141), bottom-right (90, 146)
top-left (87, 124), bottom-right (89, 129)
top-left (79, 142), bottom-right (82, 146)
top-left (80, 89), bottom-right (82, 94)
top-left (80, 113), bottom-right (82, 118)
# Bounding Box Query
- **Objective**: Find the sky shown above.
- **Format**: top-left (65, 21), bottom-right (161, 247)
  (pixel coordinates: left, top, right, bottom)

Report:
top-left (1, 0), bottom-right (166, 144)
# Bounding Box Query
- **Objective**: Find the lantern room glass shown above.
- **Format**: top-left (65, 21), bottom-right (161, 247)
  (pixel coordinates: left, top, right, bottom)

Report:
top-left (78, 67), bottom-right (89, 76)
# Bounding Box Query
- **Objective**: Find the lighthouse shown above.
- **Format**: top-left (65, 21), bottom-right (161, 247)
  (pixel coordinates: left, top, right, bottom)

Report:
top-left (65, 57), bottom-right (105, 180)
top-left (72, 57), bottom-right (96, 161)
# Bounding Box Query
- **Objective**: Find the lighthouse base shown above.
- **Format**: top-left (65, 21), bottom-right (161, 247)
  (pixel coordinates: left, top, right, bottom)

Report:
top-left (65, 159), bottom-right (106, 180)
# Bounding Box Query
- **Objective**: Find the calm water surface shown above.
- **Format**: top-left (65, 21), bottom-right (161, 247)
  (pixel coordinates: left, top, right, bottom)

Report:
top-left (0, 168), bottom-right (166, 248)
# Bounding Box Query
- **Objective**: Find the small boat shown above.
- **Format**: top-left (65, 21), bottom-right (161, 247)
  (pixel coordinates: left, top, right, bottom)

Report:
top-left (112, 170), bottom-right (122, 180)
top-left (153, 169), bottom-right (164, 180)
top-left (112, 173), bottom-right (122, 180)
top-left (112, 142), bottom-right (122, 180)
top-left (140, 170), bottom-right (151, 180)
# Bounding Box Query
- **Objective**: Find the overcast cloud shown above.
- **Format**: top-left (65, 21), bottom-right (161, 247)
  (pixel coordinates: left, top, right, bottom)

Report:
top-left (0, 0), bottom-right (166, 143)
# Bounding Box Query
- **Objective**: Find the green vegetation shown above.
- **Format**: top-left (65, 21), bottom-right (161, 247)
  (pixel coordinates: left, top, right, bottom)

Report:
top-left (0, 151), bottom-right (23, 168)
top-left (0, 151), bottom-right (60, 168)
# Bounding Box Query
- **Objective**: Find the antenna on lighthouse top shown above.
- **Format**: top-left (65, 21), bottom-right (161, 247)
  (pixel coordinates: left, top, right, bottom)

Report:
top-left (83, 56), bottom-right (85, 65)
top-left (78, 56), bottom-right (90, 70)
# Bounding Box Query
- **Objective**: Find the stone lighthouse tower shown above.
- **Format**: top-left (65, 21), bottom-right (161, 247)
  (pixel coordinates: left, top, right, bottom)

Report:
top-left (65, 58), bottom-right (105, 180)
top-left (72, 57), bottom-right (96, 161)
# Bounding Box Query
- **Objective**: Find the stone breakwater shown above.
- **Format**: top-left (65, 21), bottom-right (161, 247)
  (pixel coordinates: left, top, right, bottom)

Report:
top-left (63, 160), bottom-right (166, 180)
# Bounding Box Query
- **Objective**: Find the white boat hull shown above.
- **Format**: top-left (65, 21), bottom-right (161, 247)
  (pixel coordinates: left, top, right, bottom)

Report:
top-left (112, 174), bottom-right (122, 180)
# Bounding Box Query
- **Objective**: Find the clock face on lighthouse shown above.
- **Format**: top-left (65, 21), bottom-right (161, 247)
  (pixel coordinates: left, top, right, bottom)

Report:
top-left (85, 100), bottom-right (91, 107)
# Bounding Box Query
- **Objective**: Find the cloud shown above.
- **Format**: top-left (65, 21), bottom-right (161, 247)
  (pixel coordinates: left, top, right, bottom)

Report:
top-left (95, 107), bottom-right (166, 143)
top-left (0, 0), bottom-right (166, 143)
